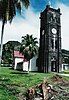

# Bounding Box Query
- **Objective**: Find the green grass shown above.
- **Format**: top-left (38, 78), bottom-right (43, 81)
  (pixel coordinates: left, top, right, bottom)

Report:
top-left (0, 67), bottom-right (69, 100)
top-left (0, 67), bottom-right (53, 100)
top-left (63, 70), bottom-right (69, 74)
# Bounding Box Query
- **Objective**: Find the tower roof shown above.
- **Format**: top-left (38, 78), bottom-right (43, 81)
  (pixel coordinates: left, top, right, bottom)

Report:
top-left (41, 5), bottom-right (61, 15)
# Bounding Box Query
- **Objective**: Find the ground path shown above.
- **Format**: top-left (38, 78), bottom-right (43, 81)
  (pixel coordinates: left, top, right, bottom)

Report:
top-left (58, 73), bottom-right (69, 77)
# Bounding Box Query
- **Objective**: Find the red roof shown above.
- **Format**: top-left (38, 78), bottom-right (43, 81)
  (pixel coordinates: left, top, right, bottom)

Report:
top-left (14, 51), bottom-right (24, 58)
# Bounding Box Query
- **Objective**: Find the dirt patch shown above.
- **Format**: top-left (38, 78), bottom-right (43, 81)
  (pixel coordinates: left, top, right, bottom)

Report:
top-left (26, 74), bottom-right (69, 100)
top-left (51, 74), bottom-right (64, 83)
top-left (2, 74), bottom-right (68, 100)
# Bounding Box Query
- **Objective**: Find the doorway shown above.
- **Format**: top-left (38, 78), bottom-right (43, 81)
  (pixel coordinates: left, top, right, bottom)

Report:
top-left (51, 61), bottom-right (57, 72)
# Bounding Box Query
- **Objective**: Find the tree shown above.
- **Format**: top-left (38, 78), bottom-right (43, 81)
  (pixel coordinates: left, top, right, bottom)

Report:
top-left (0, 0), bottom-right (30, 64)
top-left (2, 44), bottom-right (12, 64)
top-left (2, 41), bottom-right (21, 65)
top-left (20, 34), bottom-right (38, 73)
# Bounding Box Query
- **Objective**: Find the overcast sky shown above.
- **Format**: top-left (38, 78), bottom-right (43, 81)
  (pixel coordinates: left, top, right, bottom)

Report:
top-left (0, 0), bottom-right (69, 50)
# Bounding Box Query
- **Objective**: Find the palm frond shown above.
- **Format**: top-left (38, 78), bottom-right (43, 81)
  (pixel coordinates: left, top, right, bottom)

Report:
top-left (20, 34), bottom-right (38, 61)
top-left (21, 0), bottom-right (30, 8)
top-left (0, 0), bottom-right (30, 23)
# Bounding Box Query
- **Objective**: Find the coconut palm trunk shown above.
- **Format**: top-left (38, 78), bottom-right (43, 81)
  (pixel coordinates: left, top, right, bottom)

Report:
top-left (0, 0), bottom-right (29, 65)
top-left (28, 60), bottom-right (30, 73)
top-left (0, 20), bottom-right (5, 65)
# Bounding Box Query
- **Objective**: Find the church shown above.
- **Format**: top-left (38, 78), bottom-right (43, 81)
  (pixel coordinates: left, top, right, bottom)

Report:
top-left (37, 5), bottom-right (62, 73)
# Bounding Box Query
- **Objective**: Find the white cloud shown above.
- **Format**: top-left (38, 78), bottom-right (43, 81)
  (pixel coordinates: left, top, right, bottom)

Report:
top-left (0, 4), bottom-right (69, 50)
top-left (58, 4), bottom-right (69, 50)
top-left (0, 8), bottom-right (40, 44)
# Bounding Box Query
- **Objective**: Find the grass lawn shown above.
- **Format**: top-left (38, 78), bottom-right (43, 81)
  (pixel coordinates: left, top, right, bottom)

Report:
top-left (0, 67), bottom-right (69, 100)
top-left (63, 70), bottom-right (69, 74)
top-left (0, 67), bottom-right (54, 100)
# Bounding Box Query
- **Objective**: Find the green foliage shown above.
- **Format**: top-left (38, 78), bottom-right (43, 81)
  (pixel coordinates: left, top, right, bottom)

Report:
top-left (20, 34), bottom-right (38, 61)
top-left (2, 41), bottom-right (21, 64)
top-left (0, 0), bottom-right (30, 65)
top-left (0, 0), bottom-right (30, 23)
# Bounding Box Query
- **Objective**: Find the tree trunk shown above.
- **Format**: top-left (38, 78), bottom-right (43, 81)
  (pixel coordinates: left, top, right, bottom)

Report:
top-left (28, 60), bottom-right (30, 73)
top-left (0, 20), bottom-right (5, 65)
top-left (12, 47), bottom-right (14, 69)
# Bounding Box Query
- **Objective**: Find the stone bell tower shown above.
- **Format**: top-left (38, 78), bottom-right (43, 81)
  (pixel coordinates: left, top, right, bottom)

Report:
top-left (38, 5), bottom-right (62, 73)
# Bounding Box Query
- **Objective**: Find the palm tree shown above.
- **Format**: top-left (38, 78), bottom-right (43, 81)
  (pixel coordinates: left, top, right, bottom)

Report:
top-left (0, 0), bottom-right (30, 64)
top-left (20, 34), bottom-right (38, 73)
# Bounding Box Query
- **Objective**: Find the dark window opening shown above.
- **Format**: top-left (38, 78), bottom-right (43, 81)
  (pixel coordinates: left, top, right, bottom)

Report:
top-left (51, 39), bottom-right (54, 49)
top-left (55, 40), bottom-right (58, 49)
top-left (51, 61), bottom-right (56, 72)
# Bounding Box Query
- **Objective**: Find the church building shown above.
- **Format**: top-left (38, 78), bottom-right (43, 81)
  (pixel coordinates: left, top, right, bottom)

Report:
top-left (38, 5), bottom-right (62, 73)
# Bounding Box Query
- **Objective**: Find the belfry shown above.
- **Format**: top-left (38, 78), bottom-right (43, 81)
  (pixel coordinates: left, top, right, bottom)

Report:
top-left (38, 5), bottom-right (62, 73)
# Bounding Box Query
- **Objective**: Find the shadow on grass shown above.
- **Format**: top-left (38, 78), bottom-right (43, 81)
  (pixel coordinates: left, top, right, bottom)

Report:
top-left (9, 67), bottom-right (28, 74)
top-left (0, 78), bottom-right (10, 82)
top-left (9, 67), bottom-right (14, 70)
top-left (11, 71), bottom-right (28, 75)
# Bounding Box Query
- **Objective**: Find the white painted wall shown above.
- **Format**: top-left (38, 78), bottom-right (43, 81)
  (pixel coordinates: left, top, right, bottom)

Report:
top-left (30, 56), bottom-right (38, 71)
top-left (14, 58), bottom-right (23, 69)
top-left (23, 56), bottom-right (38, 71)
top-left (14, 56), bottom-right (38, 71)
top-left (23, 62), bottom-right (28, 71)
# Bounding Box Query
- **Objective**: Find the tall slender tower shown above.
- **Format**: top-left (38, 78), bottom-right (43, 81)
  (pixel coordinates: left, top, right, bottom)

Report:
top-left (38, 5), bottom-right (62, 73)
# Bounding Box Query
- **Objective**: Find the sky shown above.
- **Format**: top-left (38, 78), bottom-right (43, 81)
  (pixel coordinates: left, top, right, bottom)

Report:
top-left (0, 0), bottom-right (69, 50)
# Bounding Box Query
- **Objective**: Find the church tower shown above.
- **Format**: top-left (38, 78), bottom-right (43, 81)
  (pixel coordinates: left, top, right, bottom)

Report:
top-left (38, 5), bottom-right (62, 73)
